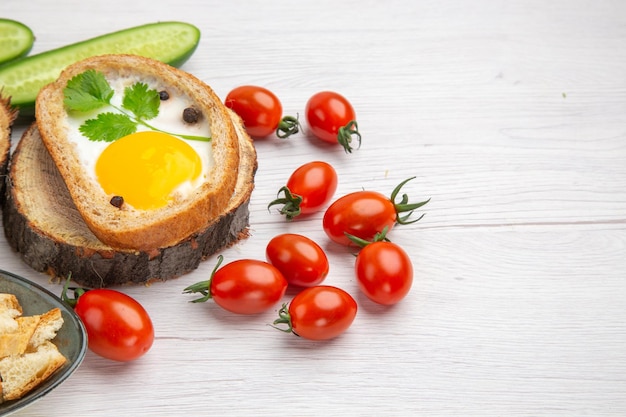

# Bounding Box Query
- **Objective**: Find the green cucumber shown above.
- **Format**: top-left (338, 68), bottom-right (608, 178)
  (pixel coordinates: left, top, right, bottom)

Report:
top-left (0, 21), bottom-right (200, 117)
top-left (0, 18), bottom-right (34, 65)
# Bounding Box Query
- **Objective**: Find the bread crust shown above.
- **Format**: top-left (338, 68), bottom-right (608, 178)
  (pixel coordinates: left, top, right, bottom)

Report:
top-left (0, 93), bottom-right (16, 205)
top-left (35, 54), bottom-right (240, 251)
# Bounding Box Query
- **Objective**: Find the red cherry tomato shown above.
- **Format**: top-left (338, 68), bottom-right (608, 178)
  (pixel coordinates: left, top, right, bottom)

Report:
top-left (287, 161), bottom-right (338, 213)
top-left (266, 233), bottom-right (329, 287)
top-left (323, 190), bottom-right (396, 246)
top-left (225, 85), bottom-right (283, 138)
top-left (323, 177), bottom-right (430, 246)
top-left (268, 161), bottom-right (338, 220)
top-left (184, 256), bottom-right (288, 315)
top-left (273, 286), bottom-right (357, 340)
top-left (305, 91), bottom-right (361, 152)
top-left (68, 289), bottom-right (154, 362)
top-left (355, 241), bottom-right (413, 305)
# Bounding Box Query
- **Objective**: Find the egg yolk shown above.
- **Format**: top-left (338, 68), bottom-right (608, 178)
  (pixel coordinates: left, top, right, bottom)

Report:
top-left (95, 131), bottom-right (202, 210)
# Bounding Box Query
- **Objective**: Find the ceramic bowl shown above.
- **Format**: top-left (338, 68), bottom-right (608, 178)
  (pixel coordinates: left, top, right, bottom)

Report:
top-left (0, 269), bottom-right (87, 415)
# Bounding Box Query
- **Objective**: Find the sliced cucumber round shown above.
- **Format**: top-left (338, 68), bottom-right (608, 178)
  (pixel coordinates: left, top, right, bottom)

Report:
top-left (0, 21), bottom-right (201, 117)
top-left (0, 18), bottom-right (35, 65)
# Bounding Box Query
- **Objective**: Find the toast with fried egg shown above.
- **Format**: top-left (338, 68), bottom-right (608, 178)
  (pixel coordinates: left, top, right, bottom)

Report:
top-left (3, 109), bottom-right (256, 287)
top-left (35, 54), bottom-right (240, 251)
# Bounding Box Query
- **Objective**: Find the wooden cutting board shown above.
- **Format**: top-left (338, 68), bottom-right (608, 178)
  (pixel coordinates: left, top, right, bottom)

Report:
top-left (2, 122), bottom-right (256, 287)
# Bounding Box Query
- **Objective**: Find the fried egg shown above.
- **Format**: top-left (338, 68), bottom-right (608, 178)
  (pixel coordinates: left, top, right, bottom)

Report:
top-left (64, 74), bottom-right (213, 210)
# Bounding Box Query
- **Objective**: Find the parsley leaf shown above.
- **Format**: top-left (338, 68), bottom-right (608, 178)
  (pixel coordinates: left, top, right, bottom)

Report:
top-left (64, 69), bottom-right (211, 143)
top-left (122, 82), bottom-right (160, 120)
top-left (79, 112), bottom-right (137, 142)
top-left (63, 70), bottom-right (114, 112)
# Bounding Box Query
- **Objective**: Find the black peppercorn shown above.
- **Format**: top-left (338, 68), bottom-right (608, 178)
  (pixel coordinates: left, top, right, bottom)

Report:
top-left (110, 195), bottom-right (124, 208)
top-left (159, 90), bottom-right (170, 101)
top-left (182, 107), bottom-right (201, 124)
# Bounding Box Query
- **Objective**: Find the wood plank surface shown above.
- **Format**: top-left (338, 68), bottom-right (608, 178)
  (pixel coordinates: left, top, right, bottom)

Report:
top-left (1, 0), bottom-right (625, 415)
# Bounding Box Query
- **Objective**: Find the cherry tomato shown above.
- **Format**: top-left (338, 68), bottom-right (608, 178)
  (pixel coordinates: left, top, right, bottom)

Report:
top-left (323, 177), bottom-right (430, 246)
top-left (266, 233), bottom-right (329, 287)
top-left (184, 255), bottom-right (287, 315)
top-left (225, 85), bottom-right (283, 138)
top-left (324, 190), bottom-right (396, 246)
top-left (268, 161), bottom-right (338, 220)
top-left (355, 241), bottom-right (413, 305)
top-left (64, 288), bottom-right (154, 362)
top-left (305, 91), bottom-right (361, 152)
top-left (273, 286), bottom-right (357, 340)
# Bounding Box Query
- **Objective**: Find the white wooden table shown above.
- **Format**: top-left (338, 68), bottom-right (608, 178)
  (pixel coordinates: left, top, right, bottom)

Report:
top-left (2, 0), bottom-right (625, 415)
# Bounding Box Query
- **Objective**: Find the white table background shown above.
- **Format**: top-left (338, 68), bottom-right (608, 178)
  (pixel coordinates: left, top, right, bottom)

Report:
top-left (2, 0), bottom-right (626, 416)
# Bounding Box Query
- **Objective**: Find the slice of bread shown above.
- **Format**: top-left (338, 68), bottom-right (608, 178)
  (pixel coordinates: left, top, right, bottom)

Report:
top-left (3, 110), bottom-right (256, 287)
top-left (0, 341), bottom-right (67, 402)
top-left (0, 294), bottom-right (22, 316)
top-left (35, 54), bottom-right (240, 251)
top-left (0, 315), bottom-right (40, 358)
top-left (0, 93), bottom-right (16, 205)
top-left (0, 294), bottom-right (22, 335)
top-left (26, 308), bottom-right (64, 351)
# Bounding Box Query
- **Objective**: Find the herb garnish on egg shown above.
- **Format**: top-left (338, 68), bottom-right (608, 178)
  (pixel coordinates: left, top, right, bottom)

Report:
top-left (63, 69), bottom-right (211, 143)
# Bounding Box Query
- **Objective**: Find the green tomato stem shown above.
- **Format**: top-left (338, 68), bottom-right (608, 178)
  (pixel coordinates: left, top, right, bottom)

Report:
top-left (345, 226), bottom-right (391, 247)
top-left (267, 186), bottom-right (303, 220)
top-left (390, 177), bottom-right (431, 225)
top-left (60, 273), bottom-right (87, 309)
top-left (183, 255), bottom-right (224, 303)
top-left (337, 120), bottom-right (361, 153)
top-left (271, 303), bottom-right (295, 334)
top-left (276, 115), bottom-right (301, 139)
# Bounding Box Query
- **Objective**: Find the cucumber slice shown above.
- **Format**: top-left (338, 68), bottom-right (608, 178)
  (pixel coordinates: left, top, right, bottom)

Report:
top-left (0, 18), bottom-right (34, 65)
top-left (0, 21), bottom-right (200, 117)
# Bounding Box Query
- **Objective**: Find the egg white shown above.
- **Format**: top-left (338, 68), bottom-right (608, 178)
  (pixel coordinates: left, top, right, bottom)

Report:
top-left (64, 74), bottom-right (214, 206)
